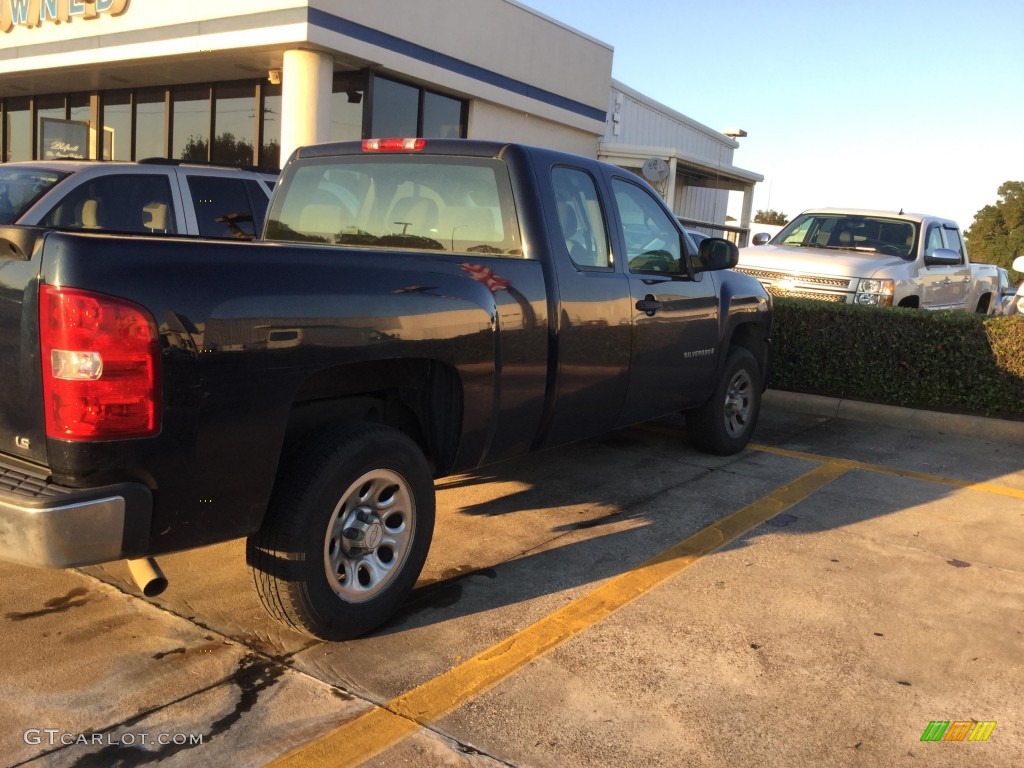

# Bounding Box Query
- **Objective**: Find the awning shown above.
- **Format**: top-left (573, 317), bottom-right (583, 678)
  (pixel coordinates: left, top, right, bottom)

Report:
top-left (597, 142), bottom-right (763, 192)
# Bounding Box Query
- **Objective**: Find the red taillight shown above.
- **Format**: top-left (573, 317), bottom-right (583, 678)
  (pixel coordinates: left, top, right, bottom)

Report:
top-left (39, 284), bottom-right (161, 441)
top-left (362, 138), bottom-right (427, 152)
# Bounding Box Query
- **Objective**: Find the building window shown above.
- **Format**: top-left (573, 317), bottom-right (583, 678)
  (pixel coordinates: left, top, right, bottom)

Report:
top-left (101, 91), bottom-right (132, 161)
top-left (4, 98), bottom-right (32, 162)
top-left (330, 72), bottom-right (365, 143)
top-left (1, 73), bottom-right (464, 166)
top-left (36, 94), bottom-right (66, 157)
top-left (422, 91), bottom-right (464, 139)
top-left (212, 83), bottom-right (257, 165)
top-left (69, 94), bottom-right (90, 128)
top-left (260, 83), bottom-right (282, 169)
top-left (369, 75), bottom-right (466, 139)
top-left (173, 85), bottom-right (212, 161)
top-left (135, 88), bottom-right (167, 160)
top-left (371, 77), bottom-right (418, 138)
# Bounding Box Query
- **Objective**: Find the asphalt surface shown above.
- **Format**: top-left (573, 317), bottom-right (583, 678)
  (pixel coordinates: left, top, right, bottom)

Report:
top-left (1, 393), bottom-right (1022, 767)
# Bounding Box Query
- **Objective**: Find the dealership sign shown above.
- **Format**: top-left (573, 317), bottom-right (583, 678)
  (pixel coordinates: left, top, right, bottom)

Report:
top-left (40, 118), bottom-right (88, 159)
top-left (1, 0), bottom-right (128, 34)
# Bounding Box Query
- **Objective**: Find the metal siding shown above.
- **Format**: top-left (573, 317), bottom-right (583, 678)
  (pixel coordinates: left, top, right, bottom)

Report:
top-left (606, 87), bottom-right (736, 169)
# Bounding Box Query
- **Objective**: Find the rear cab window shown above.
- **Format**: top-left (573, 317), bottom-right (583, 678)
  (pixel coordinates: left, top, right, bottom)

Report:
top-left (264, 155), bottom-right (522, 256)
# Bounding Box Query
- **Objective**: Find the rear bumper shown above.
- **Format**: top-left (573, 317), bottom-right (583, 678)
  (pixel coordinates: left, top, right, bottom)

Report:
top-left (0, 461), bottom-right (151, 568)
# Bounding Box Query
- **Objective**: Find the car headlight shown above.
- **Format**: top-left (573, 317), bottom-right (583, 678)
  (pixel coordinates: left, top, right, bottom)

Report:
top-left (856, 278), bottom-right (894, 306)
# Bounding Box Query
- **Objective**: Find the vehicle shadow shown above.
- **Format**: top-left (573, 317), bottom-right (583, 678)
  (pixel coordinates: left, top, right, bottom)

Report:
top-left (369, 406), bottom-right (1024, 638)
top-left (73, 405), bottom-right (1023, 701)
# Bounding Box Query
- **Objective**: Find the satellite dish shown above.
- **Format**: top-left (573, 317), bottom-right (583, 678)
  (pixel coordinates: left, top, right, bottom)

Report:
top-left (641, 157), bottom-right (670, 183)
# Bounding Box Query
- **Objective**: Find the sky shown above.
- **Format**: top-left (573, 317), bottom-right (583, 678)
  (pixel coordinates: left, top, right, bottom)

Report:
top-left (520, 0), bottom-right (1024, 230)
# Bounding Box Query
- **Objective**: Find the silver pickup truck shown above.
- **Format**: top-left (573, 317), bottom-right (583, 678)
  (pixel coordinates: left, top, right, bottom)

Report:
top-left (738, 208), bottom-right (999, 313)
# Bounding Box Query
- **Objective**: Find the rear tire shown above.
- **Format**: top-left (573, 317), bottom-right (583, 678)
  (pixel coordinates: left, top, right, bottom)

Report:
top-left (246, 423), bottom-right (435, 640)
top-left (686, 347), bottom-right (761, 455)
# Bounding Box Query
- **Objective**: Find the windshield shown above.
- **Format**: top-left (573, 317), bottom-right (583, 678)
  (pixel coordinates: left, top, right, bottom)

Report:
top-left (264, 155), bottom-right (523, 256)
top-left (0, 168), bottom-right (67, 224)
top-left (772, 213), bottom-right (918, 260)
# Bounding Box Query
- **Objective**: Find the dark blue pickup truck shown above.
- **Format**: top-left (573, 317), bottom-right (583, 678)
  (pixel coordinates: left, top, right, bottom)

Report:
top-left (0, 138), bottom-right (771, 639)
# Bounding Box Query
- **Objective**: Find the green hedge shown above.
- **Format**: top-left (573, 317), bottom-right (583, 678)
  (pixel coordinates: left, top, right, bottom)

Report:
top-left (768, 298), bottom-right (1024, 420)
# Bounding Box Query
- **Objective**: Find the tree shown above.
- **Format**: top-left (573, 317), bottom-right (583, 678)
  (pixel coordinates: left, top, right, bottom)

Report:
top-left (179, 132), bottom-right (257, 166)
top-left (754, 209), bottom-right (787, 225)
top-left (965, 181), bottom-right (1024, 272)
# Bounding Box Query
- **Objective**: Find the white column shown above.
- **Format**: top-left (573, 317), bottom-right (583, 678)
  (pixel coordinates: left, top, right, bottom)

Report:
top-left (666, 155), bottom-right (678, 213)
top-left (280, 49), bottom-right (334, 165)
top-left (739, 184), bottom-right (755, 247)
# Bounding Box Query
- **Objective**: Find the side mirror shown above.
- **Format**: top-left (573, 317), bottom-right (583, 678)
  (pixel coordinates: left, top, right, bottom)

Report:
top-left (1013, 255), bottom-right (1024, 273)
top-left (924, 247), bottom-right (961, 266)
top-left (752, 232), bottom-right (771, 246)
top-left (696, 237), bottom-right (739, 272)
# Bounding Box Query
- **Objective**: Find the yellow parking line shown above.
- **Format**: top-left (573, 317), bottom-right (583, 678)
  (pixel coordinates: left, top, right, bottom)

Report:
top-left (267, 461), bottom-right (849, 768)
top-left (748, 443), bottom-right (1024, 500)
top-left (631, 424), bottom-right (1024, 499)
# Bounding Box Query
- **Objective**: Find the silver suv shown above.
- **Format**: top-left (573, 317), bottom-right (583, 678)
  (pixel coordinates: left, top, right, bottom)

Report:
top-left (0, 159), bottom-right (277, 240)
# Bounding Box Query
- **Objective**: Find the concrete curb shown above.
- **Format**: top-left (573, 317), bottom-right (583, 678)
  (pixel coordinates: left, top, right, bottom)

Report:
top-left (763, 390), bottom-right (1024, 446)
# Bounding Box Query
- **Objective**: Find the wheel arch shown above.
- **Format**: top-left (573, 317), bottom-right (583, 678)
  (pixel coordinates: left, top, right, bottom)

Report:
top-left (280, 358), bottom-right (463, 478)
top-left (723, 319), bottom-right (772, 390)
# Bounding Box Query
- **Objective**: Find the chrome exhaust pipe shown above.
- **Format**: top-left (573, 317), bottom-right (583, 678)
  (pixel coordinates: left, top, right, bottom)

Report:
top-left (127, 557), bottom-right (168, 598)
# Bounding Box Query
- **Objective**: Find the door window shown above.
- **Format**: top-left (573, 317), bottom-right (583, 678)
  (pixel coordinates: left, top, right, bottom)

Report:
top-left (612, 178), bottom-right (682, 275)
top-left (39, 174), bottom-right (177, 234)
top-left (942, 226), bottom-right (965, 263)
top-left (551, 167), bottom-right (610, 269)
top-left (187, 174), bottom-right (265, 239)
top-left (924, 225), bottom-right (945, 258)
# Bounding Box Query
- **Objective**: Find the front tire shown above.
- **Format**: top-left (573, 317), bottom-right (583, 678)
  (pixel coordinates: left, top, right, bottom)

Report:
top-left (247, 423), bottom-right (435, 640)
top-left (686, 347), bottom-right (761, 455)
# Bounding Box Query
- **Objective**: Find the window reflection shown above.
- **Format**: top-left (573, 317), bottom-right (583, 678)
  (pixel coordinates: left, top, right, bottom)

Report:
top-left (135, 88), bottom-right (166, 160)
top-left (5, 98), bottom-right (31, 162)
top-left (173, 85), bottom-right (211, 161)
top-left (372, 78), bottom-right (418, 137)
top-left (0, 72), bottom-right (466, 165)
top-left (212, 83), bottom-right (256, 165)
top-left (102, 91), bottom-right (132, 161)
top-left (36, 95), bottom-right (65, 157)
top-left (261, 84), bottom-right (282, 169)
top-left (423, 91), bottom-right (463, 138)
top-left (330, 76), bottom-right (364, 143)
top-left (369, 75), bottom-right (466, 139)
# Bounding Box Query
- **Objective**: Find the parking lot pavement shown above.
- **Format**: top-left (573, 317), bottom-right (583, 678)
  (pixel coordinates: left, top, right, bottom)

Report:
top-left (1, 402), bottom-right (1022, 767)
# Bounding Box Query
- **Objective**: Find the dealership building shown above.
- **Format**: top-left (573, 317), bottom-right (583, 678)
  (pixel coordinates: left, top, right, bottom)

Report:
top-left (0, 0), bottom-right (762, 240)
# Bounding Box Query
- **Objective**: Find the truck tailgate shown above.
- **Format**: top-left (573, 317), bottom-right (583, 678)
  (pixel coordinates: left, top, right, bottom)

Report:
top-left (0, 227), bottom-right (47, 467)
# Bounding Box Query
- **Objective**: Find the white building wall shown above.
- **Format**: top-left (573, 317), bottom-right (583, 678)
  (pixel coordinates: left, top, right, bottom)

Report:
top-left (325, 0), bottom-right (612, 119)
top-left (607, 89), bottom-right (736, 168)
top-left (0, 0), bottom-right (611, 151)
top-left (675, 184), bottom-right (729, 231)
top-left (469, 102), bottom-right (599, 156)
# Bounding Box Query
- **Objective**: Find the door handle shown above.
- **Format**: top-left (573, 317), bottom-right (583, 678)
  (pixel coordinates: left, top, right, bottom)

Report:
top-left (636, 295), bottom-right (663, 315)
